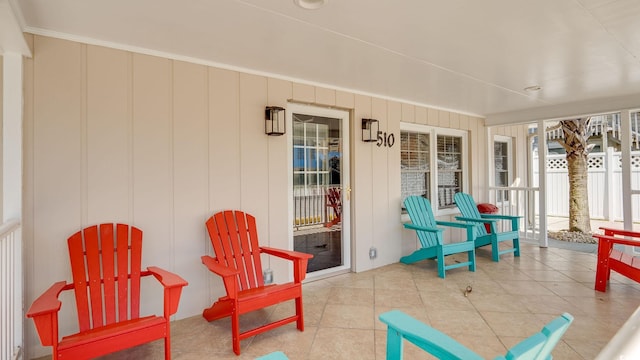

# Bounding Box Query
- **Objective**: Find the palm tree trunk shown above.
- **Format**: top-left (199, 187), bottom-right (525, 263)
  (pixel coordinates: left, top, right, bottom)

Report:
top-left (567, 150), bottom-right (591, 232)
top-left (556, 117), bottom-right (592, 233)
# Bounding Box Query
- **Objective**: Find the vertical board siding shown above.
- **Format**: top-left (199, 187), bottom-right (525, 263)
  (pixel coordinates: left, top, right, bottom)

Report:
top-left (371, 98), bottom-right (390, 268)
top-left (86, 46), bottom-right (130, 224)
top-left (415, 107), bottom-right (428, 125)
top-left (0, 55), bottom-right (3, 222)
top-left (315, 87), bottom-right (336, 106)
top-left (22, 34), bottom-right (492, 358)
top-left (32, 36), bottom-right (84, 349)
top-left (353, 94), bottom-right (374, 271)
top-left (209, 68), bottom-right (241, 210)
top-left (267, 78), bottom-right (292, 279)
top-left (172, 60), bottom-right (210, 317)
top-left (238, 74), bottom-right (269, 229)
top-left (131, 53), bottom-right (173, 316)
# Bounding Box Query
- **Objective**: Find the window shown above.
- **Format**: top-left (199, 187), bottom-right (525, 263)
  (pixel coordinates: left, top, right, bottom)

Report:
top-left (437, 135), bottom-right (462, 209)
top-left (493, 135), bottom-right (512, 202)
top-left (401, 132), bottom-right (430, 205)
top-left (293, 122), bottom-right (330, 190)
top-left (401, 123), bottom-right (468, 214)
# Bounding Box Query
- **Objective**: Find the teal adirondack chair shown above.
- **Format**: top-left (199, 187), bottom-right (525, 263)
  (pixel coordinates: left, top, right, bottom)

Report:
top-left (255, 351), bottom-right (289, 360)
top-left (402, 196), bottom-right (476, 278)
top-left (454, 192), bottom-right (521, 262)
top-left (379, 310), bottom-right (573, 360)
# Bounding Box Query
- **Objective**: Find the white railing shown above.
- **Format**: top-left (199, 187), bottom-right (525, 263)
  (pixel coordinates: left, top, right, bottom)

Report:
top-left (293, 185), bottom-right (340, 229)
top-left (1, 219), bottom-right (22, 360)
top-left (488, 186), bottom-right (540, 242)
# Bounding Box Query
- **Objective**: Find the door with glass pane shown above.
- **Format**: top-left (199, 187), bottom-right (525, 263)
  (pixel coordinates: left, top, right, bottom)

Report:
top-left (288, 103), bottom-right (350, 276)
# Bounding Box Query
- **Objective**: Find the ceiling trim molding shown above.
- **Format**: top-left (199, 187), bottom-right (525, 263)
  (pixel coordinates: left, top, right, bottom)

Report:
top-left (486, 94), bottom-right (640, 126)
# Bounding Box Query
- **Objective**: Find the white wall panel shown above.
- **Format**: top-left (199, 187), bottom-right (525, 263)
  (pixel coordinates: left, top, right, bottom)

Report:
top-left (239, 74), bottom-right (269, 229)
top-left (209, 68), bottom-right (241, 211)
top-left (172, 60), bottom-right (210, 318)
top-left (0, 55), bottom-right (3, 222)
top-left (31, 36), bottom-right (84, 352)
top-left (353, 94), bottom-right (373, 272)
top-left (86, 46), bottom-right (130, 224)
top-left (267, 78), bottom-right (292, 279)
top-left (371, 98), bottom-right (389, 268)
top-left (131, 53), bottom-right (173, 315)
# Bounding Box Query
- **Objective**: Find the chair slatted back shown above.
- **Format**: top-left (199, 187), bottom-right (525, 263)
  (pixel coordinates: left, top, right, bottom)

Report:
top-left (404, 196), bottom-right (440, 248)
top-left (67, 223), bottom-right (143, 332)
top-left (453, 192), bottom-right (488, 237)
top-left (206, 210), bottom-right (264, 291)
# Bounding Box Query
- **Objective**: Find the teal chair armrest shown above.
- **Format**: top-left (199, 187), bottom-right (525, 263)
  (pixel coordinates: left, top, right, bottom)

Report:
top-left (379, 310), bottom-right (484, 360)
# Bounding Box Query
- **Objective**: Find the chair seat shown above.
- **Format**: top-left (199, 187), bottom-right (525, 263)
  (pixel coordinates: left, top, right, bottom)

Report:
top-left (223, 282), bottom-right (302, 314)
top-left (59, 315), bottom-right (167, 353)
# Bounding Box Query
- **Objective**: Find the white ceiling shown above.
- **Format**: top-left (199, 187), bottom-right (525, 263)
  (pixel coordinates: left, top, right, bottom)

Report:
top-left (7, 0), bottom-right (640, 124)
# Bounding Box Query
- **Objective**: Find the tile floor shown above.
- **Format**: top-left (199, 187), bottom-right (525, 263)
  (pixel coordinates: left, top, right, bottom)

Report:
top-left (61, 241), bottom-right (640, 359)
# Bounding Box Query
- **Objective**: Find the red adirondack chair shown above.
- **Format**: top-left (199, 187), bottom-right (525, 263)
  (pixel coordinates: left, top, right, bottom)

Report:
top-left (26, 223), bottom-right (188, 360)
top-left (325, 187), bottom-right (342, 227)
top-left (201, 210), bottom-right (313, 355)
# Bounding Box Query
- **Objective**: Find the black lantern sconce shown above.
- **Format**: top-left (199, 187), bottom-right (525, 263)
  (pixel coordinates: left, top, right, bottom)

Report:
top-left (265, 106), bottom-right (286, 136)
top-left (361, 118), bottom-right (379, 142)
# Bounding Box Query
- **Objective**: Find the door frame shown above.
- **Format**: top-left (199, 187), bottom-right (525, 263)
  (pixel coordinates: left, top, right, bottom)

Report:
top-left (286, 102), bottom-right (351, 278)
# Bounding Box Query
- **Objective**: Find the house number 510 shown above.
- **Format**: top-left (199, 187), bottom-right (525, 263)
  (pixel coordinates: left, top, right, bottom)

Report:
top-left (376, 131), bottom-right (395, 147)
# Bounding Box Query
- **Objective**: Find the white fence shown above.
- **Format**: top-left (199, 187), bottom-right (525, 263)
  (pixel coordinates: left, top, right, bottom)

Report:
top-left (533, 149), bottom-right (640, 222)
top-left (0, 219), bottom-right (22, 360)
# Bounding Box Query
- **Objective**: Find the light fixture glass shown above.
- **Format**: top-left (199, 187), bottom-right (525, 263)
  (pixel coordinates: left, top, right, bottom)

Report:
top-left (362, 118), bottom-right (379, 142)
top-left (294, 0), bottom-right (328, 10)
top-left (265, 106), bottom-right (286, 136)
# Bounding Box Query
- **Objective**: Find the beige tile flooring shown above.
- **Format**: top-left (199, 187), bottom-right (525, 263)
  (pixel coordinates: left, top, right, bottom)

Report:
top-left (79, 241), bottom-right (640, 359)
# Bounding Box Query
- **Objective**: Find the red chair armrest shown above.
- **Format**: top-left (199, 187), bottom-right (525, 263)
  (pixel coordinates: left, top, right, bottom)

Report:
top-left (147, 266), bottom-right (189, 288)
top-left (260, 247), bottom-right (313, 261)
top-left (26, 281), bottom-right (68, 318)
top-left (260, 247), bottom-right (313, 283)
top-left (600, 227), bottom-right (640, 238)
top-left (26, 281), bottom-right (70, 346)
top-left (593, 234), bottom-right (640, 247)
top-left (147, 267), bottom-right (188, 318)
top-left (201, 255), bottom-right (240, 297)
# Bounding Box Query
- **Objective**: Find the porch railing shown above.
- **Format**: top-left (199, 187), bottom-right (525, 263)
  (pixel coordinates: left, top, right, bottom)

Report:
top-left (293, 185), bottom-right (340, 229)
top-left (1, 219), bottom-right (22, 360)
top-left (488, 186), bottom-right (540, 242)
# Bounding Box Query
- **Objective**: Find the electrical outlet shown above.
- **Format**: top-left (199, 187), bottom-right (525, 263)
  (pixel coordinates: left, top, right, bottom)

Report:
top-left (263, 268), bottom-right (273, 284)
top-left (369, 247), bottom-right (377, 260)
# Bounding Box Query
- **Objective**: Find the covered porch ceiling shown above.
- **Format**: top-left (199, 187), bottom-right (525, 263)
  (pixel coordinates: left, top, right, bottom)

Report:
top-left (3, 0), bottom-right (640, 125)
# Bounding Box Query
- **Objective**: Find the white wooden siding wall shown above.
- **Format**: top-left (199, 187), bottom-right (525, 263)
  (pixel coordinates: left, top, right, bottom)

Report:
top-left (22, 34), bottom-right (490, 358)
top-left (0, 54), bottom-right (3, 222)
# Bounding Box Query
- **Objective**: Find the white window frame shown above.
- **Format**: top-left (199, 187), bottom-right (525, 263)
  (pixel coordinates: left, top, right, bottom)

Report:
top-left (400, 122), bottom-right (469, 219)
top-left (493, 135), bottom-right (513, 204)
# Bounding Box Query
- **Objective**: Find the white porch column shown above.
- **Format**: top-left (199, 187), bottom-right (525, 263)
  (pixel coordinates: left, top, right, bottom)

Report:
top-left (538, 120), bottom-right (548, 247)
top-left (620, 109), bottom-right (633, 230)
top-left (3, 53), bottom-right (23, 222)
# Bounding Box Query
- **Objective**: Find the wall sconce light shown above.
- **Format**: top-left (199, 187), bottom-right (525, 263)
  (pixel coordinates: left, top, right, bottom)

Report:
top-left (265, 106), bottom-right (286, 136)
top-left (362, 118), bottom-right (379, 142)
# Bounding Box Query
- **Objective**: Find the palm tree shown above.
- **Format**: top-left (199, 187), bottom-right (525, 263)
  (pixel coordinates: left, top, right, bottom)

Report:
top-left (550, 117), bottom-right (593, 233)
